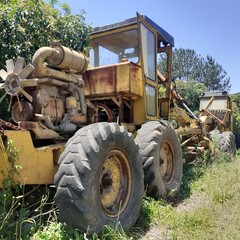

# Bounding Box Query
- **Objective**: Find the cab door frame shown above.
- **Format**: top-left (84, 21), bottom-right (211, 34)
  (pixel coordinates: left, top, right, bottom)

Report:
top-left (137, 13), bottom-right (159, 120)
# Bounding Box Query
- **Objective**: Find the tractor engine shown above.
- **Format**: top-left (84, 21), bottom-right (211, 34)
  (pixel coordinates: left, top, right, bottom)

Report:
top-left (0, 43), bottom-right (89, 139)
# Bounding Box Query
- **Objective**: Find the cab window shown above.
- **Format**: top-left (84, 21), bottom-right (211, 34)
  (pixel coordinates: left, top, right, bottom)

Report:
top-left (140, 23), bottom-right (156, 81)
top-left (89, 29), bottom-right (139, 67)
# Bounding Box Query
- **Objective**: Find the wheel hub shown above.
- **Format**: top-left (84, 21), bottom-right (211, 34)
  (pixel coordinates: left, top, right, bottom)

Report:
top-left (5, 73), bottom-right (21, 96)
top-left (99, 149), bottom-right (131, 217)
top-left (159, 142), bottom-right (174, 183)
top-left (101, 172), bottom-right (113, 189)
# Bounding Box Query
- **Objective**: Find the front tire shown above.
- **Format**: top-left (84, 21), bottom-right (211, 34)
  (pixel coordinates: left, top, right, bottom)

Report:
top-left (136, 120), bottom-right (183, 199)
top-left (54, 122), bottom-right (144, 234)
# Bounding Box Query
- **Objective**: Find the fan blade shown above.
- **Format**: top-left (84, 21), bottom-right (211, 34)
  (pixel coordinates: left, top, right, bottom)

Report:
top-left (20, 79), bottom-right (37, 87)
top-left (0, 92), bottom-right (7, 104)
top-left (18, 64), bottom-right (34, 79)
top-left (16, 94), bottom-right (23, 112)
top-left (7, 96), bottom-right (12, 112)
top-left (0, 69), bottom-right (8, 81)
top-left (6, 59), bottom-right (14, 73)
top-left (19, 88), bottom-right (33, 102)
top-left (14, 57), bottom-right (24, 74)
top-left (0, 83), bottom-right (5, 89)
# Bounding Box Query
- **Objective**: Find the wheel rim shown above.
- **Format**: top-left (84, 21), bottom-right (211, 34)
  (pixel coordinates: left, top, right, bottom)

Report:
top-left (99, 149), bottom-right (132, 217)
top-left (159, 141), bottom-right (174, 183)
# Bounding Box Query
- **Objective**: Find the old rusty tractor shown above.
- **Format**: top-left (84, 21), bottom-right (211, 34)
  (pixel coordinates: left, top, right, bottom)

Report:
top-left (170, 88), bottom-right (236, 157)
top-left (0, 13), bottom-right (235, 234)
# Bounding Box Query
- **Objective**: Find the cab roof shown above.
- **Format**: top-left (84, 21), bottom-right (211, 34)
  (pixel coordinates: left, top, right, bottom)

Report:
top-left (91, 15), bottom-right (174, 47)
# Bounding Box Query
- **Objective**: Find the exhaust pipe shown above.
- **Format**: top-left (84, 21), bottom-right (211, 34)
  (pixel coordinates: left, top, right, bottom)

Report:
top-left (31, 42), bottom-right (88, 78)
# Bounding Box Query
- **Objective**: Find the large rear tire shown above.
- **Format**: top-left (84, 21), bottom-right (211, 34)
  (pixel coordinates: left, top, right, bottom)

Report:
top-left (136, 120), bottom-right (183, 199)
top-left (54, 122), bottom-right (144, 234)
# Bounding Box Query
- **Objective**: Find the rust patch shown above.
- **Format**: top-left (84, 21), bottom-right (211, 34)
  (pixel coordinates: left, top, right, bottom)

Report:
top-left (19, 121), bottom-right (39, 130)
top-left (84, 66), bottom-right (116, 96)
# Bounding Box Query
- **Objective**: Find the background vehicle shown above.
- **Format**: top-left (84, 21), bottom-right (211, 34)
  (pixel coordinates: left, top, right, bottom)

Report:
top-left (171, 89), bottom-right (236, 157)
top-left (0, 13), bottom-right (235, 233)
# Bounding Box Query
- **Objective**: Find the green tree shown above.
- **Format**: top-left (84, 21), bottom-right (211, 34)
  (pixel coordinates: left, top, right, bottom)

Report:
top-left (158, 48), bottom-right (204, 82)
top-left (202, 55), bottom-right (230, 91)
top-left (158, 48), bottom-right (231, 91)
top-left (173, 48), bottom-right (203, 81)
top-left (174, 79), bottom-right (207, 112)
top-left (0, 0), bottom-right (91, 118)
top-left (231, 93), bottom-right (240, 133)
top-left (0, 0), bottom-right (90, 65)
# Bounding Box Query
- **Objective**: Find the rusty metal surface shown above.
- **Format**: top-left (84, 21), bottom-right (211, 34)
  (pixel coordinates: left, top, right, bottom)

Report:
top-left (19, 121), bottom-right (60, 139)
top-left (95, 103), bottom-right (113, 122)
top-left (84, 65), bottom-right (117, 96)
top-left (32, 43), bottom-right (88, 77)
top-left (48, 42), bottom-right (88, 73)
top-left (84, 62), bottom-right (142, 98)
top-left (0, 119), bottom-right (25, 135)
top-left (11, 101), bottom-right (34, 123)
top-left (34, 85), bottom-right (65, 122)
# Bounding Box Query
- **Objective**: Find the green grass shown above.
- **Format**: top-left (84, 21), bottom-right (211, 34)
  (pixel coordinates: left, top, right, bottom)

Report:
top-left (165, 152), bottom-right (240, 240)
top-left (141, 149), bottom-right (240, 240)
top-left (1, 150), bottom-right (240, 239)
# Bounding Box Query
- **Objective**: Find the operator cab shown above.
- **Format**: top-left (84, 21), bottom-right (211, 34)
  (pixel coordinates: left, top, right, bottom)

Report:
top-left (85, 13), bottom-right (174, 125)
top-left (89, 15), bottom-right (174, 68)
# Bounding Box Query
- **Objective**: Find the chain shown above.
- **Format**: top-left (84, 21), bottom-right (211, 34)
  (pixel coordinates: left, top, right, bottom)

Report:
top-left (0, 119), bottom-right (25, 136)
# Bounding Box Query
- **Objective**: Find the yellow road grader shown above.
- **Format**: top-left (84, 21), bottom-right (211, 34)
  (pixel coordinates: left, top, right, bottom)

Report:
top-left (0, 13), bottom-right (236, 233)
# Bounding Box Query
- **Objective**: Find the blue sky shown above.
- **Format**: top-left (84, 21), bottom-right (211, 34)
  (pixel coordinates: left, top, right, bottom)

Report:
top-left (66, 0), bottom-right (240, 94)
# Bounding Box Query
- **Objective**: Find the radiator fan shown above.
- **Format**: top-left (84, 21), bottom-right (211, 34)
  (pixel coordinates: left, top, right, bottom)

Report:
top-left (0, 57), bottom-right (36, 111)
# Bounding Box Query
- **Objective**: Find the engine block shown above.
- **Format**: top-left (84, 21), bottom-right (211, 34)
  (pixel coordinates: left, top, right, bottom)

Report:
top-left (0, 43), bottom-right (88, 139)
